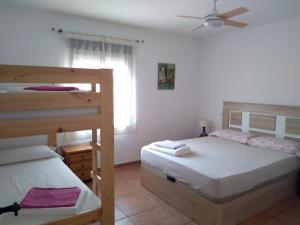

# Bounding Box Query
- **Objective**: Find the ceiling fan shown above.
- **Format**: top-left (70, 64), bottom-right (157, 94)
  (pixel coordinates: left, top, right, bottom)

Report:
top-left (177, 0), bottom-right (249, 32)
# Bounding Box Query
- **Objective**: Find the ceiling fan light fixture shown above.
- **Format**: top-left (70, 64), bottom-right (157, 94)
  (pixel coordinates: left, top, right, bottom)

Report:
top-left (178, 0), bottom-right (249, 32)
top-left (204, 19), bottom-right (224, 28)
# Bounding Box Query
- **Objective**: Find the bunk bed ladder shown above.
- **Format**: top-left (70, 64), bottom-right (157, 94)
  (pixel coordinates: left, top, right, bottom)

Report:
top-left (91, 74), bottom-right (115, 225)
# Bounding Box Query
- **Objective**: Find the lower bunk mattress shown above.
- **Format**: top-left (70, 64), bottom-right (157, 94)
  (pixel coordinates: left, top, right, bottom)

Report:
top-left (141, 137), bottom-right (300, 203)
top-left (0, 155), bottom-right (100, 225)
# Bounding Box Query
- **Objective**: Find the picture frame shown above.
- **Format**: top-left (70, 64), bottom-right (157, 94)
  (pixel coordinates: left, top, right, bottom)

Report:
top-left (158, 63), bottom-right (175, 90)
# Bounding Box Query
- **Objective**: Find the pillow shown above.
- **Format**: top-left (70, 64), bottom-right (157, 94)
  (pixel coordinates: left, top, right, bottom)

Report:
top-left (0, 145), bottom-right (63, 166)
top-left (247, 136), bottom-right (300, 156)
top-left (24, 86), bottom-right (79, 91)
top-left (209, 129), bottom-right (257, 144)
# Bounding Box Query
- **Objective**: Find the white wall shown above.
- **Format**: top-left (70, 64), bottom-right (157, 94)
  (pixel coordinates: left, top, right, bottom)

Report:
top-left (0, 3), bottom-right (199, 164)
top-left (2, 3), bottom-right (298, 164)
top-left (197, 17), bottom-right (300, 130)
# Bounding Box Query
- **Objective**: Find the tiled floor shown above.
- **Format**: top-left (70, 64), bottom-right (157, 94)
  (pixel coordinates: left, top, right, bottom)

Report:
top-left (86, 164), bottom-right (300, 225)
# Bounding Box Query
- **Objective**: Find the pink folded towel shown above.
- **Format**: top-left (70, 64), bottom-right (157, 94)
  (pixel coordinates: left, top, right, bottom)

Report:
top-left (24, 86), bottom-right (79, 91)
top-left (20, 187), bottom-right (81, 208)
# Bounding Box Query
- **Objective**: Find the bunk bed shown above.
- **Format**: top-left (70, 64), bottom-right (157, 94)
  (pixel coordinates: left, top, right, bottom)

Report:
top-left (0, 64), bottom-right (114, 225)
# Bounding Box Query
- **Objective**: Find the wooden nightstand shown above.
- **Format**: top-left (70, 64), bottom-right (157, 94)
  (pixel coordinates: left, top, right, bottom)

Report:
top-left (62, 144), bottom-right (92, 181)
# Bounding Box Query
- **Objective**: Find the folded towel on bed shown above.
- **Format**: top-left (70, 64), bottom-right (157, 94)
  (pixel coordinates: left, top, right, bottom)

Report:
top-left (21, 187), bottom-right (81, 209)
top-left (149, 144), bottom-right (191, 156)
top-left (24, 86), bottom-right (79, 91)
top-left (20, 190), bottom-right (87, 215)
top-left (155, 140), bottom-right (186, 149)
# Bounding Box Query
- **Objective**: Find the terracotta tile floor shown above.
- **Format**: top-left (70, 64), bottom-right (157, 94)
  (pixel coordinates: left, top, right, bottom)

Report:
top-left (86, 164), bottom-right (300, 225)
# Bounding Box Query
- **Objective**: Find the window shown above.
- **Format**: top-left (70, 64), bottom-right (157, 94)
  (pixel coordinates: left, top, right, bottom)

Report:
top-left (65, 37), bottom-right (136, 134)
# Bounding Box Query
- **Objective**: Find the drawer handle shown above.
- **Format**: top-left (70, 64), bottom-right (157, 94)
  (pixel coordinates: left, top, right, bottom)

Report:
top-left (81, 164), bottom-right (85, 168)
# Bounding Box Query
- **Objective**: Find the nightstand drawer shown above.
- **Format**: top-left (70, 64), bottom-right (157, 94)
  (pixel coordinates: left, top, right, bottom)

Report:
top-left (62, 144), bottom-right (93, 182)
top-left (70, 160), bottom-right (92, 171)
top-left (74, 169), bottom-right (91, 181)
top-left (69, 152), bottom-right (92, 163)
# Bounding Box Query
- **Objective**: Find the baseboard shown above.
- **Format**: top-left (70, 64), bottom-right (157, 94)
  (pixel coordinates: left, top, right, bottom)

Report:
top-left (115, 160), bottom-right (141, 168)
top-left (96, 160), bottom-right (140, 173)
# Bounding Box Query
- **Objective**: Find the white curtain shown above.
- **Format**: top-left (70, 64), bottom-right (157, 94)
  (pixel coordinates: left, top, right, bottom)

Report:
top-left (65, 36), bottom-right (136, 136)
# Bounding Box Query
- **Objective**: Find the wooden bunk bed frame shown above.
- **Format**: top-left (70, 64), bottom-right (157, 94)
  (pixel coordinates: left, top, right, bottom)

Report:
top-left (141, 101), bottom-right (300, 225)
top-left (0, 64), bottom-right (114, 225)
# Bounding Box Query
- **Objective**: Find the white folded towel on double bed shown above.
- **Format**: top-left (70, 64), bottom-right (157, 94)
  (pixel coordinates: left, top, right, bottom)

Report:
top-left (155, 140), bottom-right (186, 149)
top-left (149, 143), bottom-right (191, 156)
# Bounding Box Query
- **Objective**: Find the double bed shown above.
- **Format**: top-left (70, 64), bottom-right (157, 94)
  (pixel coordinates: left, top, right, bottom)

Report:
top-left (142, 136), bottom-right (300, 203)
top-left (141, 102), bottom-right (300, 225)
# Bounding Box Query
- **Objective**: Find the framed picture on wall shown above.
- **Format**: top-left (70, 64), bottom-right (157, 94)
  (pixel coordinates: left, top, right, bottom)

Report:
top-left (158, 63), bottom-right (175, 90)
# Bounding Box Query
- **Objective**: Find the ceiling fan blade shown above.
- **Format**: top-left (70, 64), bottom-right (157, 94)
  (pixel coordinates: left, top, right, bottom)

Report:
top-left (224, 20), bottom-right (248, 28)
top-left (177, 15), bottom-right (205, 20)
top-left (219, 7), bottom-right (249, 19)
top-left (188, 24), bottom-right (205, 32)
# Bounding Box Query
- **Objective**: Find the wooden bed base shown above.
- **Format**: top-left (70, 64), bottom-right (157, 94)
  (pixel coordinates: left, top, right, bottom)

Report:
top-left (0, 65), bottom-right (114, 225)
top-left (44, 208), bottom-right (102, 225)
top-left (141, 164), bottom-right (299, 225)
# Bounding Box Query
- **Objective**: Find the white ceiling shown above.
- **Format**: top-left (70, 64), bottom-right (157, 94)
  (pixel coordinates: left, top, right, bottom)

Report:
top-left (3, 0), bottom-right (300, 37)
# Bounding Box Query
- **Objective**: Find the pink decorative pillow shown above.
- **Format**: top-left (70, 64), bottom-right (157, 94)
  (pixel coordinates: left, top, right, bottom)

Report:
top-left (247, 136), bottom-right (300, 156)
top-left (24, 86), bottom-right (79, 91)
top-left (209, 129), bottom-right (256, 144)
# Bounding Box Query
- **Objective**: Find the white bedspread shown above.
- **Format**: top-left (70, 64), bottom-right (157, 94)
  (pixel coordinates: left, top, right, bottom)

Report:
top-left (141, 137), bottom-right (300, 201)
top-left (0, 158), bottom-right (100, 225)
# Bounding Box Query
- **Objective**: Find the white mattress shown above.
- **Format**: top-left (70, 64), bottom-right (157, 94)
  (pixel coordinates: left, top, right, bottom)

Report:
top-left (141, 137), bottom-right (300, 201)
top-left (0, 157), bottom-right (100, 225)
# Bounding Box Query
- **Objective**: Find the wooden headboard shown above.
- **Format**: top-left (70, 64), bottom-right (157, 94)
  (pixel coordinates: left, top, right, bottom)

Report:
top-left (223, 101), bottom-right (300, 141)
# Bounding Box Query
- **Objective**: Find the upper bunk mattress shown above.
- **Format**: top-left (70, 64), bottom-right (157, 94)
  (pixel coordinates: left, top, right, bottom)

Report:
top-left (141, 137), bottom-right (300, 202)
top-left (0, 157), bottom-right (100, 225)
